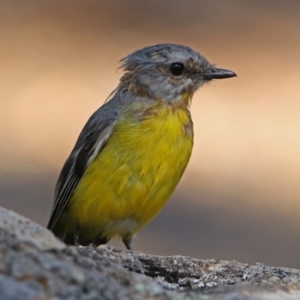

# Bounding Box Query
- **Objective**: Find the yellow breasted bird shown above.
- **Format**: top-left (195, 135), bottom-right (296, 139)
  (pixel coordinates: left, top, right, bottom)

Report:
top-left (47, 44), bottom-right (236, 250)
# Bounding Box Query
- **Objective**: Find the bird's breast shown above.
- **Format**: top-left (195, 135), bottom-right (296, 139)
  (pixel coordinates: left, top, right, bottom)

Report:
top-left (70, 101), bottom-right (194, 236)
top-left (115, 101), bottom-right (194, 186)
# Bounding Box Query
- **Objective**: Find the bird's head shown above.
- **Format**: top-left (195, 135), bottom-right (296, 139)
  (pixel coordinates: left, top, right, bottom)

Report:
top-left (119, 43), bottom-right (236, 105)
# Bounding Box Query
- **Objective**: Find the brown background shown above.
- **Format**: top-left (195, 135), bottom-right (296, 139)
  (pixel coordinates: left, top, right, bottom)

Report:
top-left (1, 0), bottom-right (300, 268)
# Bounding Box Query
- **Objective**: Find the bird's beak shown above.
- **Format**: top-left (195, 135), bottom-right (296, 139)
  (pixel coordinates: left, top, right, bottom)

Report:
top-left (203, 67), bottom-right (237, 80)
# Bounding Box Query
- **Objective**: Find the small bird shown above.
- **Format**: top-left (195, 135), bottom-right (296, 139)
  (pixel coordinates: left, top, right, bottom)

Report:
top-left (47, 43), bottom-right (236, 250)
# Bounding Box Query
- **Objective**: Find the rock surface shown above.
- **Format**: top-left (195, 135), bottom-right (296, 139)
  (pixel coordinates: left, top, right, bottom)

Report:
top-left (0, 206), bottom-right (300, 299)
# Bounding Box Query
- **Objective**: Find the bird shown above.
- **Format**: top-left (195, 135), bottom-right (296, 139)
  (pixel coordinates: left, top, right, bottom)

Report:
top-left (47, 43), bottom-right (236, 250)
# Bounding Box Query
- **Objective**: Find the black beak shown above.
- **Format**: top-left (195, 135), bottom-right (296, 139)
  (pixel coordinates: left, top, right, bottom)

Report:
top-left (203, 67), bottom-right (237, 80)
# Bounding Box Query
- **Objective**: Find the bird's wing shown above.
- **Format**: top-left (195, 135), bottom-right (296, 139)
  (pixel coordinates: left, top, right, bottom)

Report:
top-left (47, 101), bottom-right (120, 230)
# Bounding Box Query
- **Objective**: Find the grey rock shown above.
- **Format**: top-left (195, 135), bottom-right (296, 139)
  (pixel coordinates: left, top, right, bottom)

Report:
top-left (94, 247), bottom-right (300, 290)
top-left (0, 273), bottom-right (44, 300)
top-left (0, 207), bottom-right (64, 251)
top-left (0, 206), bottom-right (300, 299)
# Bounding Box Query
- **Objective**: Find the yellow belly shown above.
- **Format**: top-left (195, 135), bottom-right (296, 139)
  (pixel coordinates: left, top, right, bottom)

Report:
top-left (68, 102), bottom-right (193, 240)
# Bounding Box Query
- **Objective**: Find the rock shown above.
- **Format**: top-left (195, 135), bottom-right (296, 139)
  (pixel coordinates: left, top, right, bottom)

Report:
top-left (94, 247), bottom-right (300, 290)
top-left (0, 206), bottom-right (64, 251)
top-left (0, 206), bottom-right (300, 299)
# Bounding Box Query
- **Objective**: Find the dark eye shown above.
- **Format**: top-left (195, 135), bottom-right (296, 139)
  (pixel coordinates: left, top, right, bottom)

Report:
top-left (170, 63), bottom-right (184, 76)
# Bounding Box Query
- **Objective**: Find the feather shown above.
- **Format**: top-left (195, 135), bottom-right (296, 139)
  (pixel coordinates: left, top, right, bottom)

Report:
top-left (47, 97), bottom-right (121, 231)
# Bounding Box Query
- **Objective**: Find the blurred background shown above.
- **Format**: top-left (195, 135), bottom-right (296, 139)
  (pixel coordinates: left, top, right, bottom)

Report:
top-left (1, 0), bottom-right (300, 268)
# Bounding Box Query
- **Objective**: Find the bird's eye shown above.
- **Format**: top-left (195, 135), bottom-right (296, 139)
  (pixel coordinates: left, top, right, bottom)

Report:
top-left (170, 63), bottom-right (184, 76)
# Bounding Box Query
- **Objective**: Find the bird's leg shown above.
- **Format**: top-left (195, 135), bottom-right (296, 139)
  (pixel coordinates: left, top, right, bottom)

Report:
top-left (122, 236), bottom-right (133, 251)
top-left (92, 236), bottom-right (108, 248)
top-left (74, 224), bottom-right (80, 246)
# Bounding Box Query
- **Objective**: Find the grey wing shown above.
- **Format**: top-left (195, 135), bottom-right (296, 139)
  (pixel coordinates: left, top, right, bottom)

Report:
top-left (47, 102), bottom-right (120, 231)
